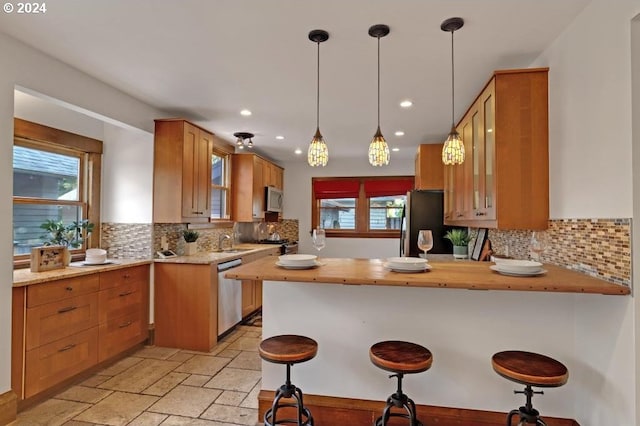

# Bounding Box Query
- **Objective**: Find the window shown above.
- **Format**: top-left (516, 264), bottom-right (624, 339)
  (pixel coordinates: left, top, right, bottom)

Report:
top-left (13, 118), bottom-right (102, 266)
top-left (311, 176), bottom-right (413, 238)
top-left (211, 150), bottom-right (231, 219)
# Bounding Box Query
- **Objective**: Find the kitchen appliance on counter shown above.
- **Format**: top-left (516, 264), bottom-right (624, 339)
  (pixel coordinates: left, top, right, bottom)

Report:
top-left (400, 190), bottom-right (461, 257)
top-left (258, 238), bottom-right (298, 254)
top-left (217, 258), bottom-right (243, 336)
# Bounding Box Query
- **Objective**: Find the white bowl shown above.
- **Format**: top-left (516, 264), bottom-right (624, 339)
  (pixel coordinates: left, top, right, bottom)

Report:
top-left (493, 259), bottom-right (542, 273)
top-left (386, 257), bottom-right (428, 266)
top-left (278, 254), bottom-right (318, 266)
top-left (85, 248), bottom-right (107, 264)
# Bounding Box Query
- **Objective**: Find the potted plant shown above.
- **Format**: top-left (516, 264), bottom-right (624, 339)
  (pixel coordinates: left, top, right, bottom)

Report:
top-left (183, 229), bottom-right (199, 255)
top-left (444, 229), bottom-right (472, 259)
top-left (39, 219), bottom-right (94, 264)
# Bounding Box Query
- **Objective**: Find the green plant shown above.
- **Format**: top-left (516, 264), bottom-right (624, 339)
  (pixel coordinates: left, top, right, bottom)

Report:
top-left (444, 229), bottom-right (471, 247)
top-left (183, 229), bottom-right (199, 243)
top-left (40, 219), bottom-right (94, 248)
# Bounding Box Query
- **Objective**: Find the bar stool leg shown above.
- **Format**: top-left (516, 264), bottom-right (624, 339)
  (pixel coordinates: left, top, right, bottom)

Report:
top-left (373, 373), bottom-right (423, 426)
top-left (264, 363), bottom-right (314, 426)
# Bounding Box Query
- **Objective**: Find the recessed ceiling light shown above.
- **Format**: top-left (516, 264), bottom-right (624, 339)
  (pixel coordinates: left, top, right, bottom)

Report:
top-left (240, 109), bottom-right (252, 116)
top-left (392, 147), bottom-right (400, 152)
top-left (400, 100), bottom-right (413, 108)
top-left (395, 131), bottom-right (405, 136)
top-left (294, 148), bottom-right (303, 155)
top-left (276, 135), bottom-right (285, 140)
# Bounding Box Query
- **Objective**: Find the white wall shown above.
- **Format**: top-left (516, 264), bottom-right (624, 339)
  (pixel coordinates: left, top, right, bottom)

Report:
top-left (101, 123), bottom-right (154, 223)
top-left (531, 0), bottom-right (640, 424)
top-left (0, 31), bottom-right (165, 396)
top-left (531, 0), bottom-right (638, 220)
top-left (14, 90), bottom-right (104, 140)
top-left (282, 155), bottom-right (414, 258)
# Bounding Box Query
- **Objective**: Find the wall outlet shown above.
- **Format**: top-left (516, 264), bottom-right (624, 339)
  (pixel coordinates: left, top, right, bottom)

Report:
top-left (160, 236), bottom-right (168, 251)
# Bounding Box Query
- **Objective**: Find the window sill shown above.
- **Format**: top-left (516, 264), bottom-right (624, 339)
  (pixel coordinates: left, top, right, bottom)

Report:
top-left (323, 231), bottom-right (401, 239)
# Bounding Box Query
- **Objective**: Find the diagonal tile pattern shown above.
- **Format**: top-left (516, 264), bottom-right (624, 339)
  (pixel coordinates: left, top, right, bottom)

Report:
top-left (14, 325), bottom-right (263, 426)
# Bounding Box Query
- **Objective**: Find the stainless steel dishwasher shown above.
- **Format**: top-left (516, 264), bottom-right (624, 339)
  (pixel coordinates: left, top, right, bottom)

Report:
top-left (217, 258), bottom-right (243, 336)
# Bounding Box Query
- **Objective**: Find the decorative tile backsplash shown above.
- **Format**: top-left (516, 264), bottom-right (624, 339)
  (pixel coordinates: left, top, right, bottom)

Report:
top-left (483, 219), bottom-right (631, 286)
top-left (101, 223), bottom-right (153, 260)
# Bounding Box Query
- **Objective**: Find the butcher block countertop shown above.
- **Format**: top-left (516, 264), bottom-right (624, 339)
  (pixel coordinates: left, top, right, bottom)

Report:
top-left (225, 257), bottom-right (630, 295)
top-left (13, 259), bottom-right (152, 287)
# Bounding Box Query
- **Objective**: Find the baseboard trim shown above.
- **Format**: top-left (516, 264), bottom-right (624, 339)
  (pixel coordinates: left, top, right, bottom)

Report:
top-left (0, 390), bottom-right (17, 426)
top-left (258, 390), bottom-right (580, 426)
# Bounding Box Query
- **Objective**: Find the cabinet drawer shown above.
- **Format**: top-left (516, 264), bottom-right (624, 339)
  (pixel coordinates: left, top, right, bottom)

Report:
top-left (27, 274), bottom-right (99, 308)
top-left (99, 265), bottom-right (149, 290)
top-left (98, 310), bottom-right (146, 362)
top-left (24, 327), bottom-right (98, 398)
top-left (26, 293), bottom-right (99, 351)
top-left (98, 280), bottom-right (143, 324)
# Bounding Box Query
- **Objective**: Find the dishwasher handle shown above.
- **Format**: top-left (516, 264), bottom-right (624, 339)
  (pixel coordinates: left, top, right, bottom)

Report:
top-left (217, 258), bottom-right (243, 272)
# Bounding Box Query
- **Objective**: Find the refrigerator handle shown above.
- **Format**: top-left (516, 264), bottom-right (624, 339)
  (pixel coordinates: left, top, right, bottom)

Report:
top-left (400, 205), bottom-right (407, 256)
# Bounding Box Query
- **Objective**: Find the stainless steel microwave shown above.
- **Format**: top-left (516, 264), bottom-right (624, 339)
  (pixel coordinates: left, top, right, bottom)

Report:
top-left (265, 186), bottom-right (283, 212)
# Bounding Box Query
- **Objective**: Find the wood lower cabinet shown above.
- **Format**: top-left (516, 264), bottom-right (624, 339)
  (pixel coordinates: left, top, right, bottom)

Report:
top-left (154, 263), bottom-right (217, 352)
top-left (153, 119), bottom-right (213, 223)
top-left (241, 280), bottom-right (262, 318)
top-left (444, 68), bottom-right (549, 230)
top-left (12, 264), bottom-right (150, 402)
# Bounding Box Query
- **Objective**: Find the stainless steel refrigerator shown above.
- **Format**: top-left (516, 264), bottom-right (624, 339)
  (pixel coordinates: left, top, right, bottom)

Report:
top-left (400, 190), bottom-right (457, 257)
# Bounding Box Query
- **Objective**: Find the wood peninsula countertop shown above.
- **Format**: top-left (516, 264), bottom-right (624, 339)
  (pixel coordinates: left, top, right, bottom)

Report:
top-left (13, 259), bottom-right (152, 287)
top-left (225, 257), bottom-right (630, 295)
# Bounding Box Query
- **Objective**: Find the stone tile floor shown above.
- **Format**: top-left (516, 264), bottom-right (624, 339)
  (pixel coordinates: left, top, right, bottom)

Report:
top-left (14, 325), bottom-right (262, 426)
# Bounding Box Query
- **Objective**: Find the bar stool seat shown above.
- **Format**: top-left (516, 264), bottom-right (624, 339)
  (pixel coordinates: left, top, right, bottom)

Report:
top-left (259, 335), bottom-right (318, 426)
top-left (370, 341), bottom-right (432, 426)
top-left (492, 350), bottom-right (568, 426)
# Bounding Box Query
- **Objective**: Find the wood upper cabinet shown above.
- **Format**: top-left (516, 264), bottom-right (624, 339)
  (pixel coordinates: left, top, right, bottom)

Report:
top-left (153, 119), bottom-right (213, 223)
top-left (414, 144), bottom-right (444, 190)
top-left (444, 68), bottom-right (549, 230)
top-left (231, 153), bottom-right (284, 221)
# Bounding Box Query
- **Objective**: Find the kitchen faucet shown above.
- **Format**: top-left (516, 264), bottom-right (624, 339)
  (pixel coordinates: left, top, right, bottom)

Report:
top-left (218, 233), bottom-right (232, 251)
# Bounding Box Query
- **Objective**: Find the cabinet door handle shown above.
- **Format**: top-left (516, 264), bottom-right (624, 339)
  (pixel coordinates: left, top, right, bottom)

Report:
top-left (123, 274), bottom-right (131, 279)
top-left (58, 306), bottom-right (77, 314)
top-left (119, 291), bottom-right (133, 297)
top-left (475, 211), bottom-right (486, 216)
top-left (58, 344), bottom-right (76, 352)
top-left (192, 211), bottom-right (203, 215)
top-left (457, 213), bottom-right (464, 218)
top-left (65, 286), bottom-right (73, 292)
top-left (119, 321), bottom-right (132, 328)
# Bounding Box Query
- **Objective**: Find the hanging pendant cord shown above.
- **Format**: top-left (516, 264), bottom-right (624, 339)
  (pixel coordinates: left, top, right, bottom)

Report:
top-left (377, 35), bottom-right (381, 128)
top-left (450, 30), bottom-right (455, 128)
top-left (316, 41), bottom-right (320, 130)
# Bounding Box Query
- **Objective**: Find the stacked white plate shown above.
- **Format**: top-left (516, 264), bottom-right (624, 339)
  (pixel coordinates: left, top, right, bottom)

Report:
top-left (276, 254), bottom-right (319, 270)
top-left (384, 257), bottom-right (431, 273)
top-left (490, 259), bottom-right (546, 276)
top-left (84, 248), bottom-right (108, 265)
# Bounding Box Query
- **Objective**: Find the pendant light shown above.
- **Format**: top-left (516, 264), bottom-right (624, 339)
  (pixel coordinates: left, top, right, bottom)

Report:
top-left (308, 29), bottom-right (329, 167)
top-left (368, 24), bottom-right (390, 167)
top-left (441, 17), bottom-right (465, 165)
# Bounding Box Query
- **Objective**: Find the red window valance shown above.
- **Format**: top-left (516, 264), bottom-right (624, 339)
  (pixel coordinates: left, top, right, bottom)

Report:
top-left (313, 179), bottom-right (360, 199)
top-left (363, 178), bottom-right (414, 198)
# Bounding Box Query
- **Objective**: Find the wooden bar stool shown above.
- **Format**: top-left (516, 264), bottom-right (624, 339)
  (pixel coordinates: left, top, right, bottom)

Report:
top-left (370, 340), bottom-right (433, 426)
top-left (492, 350), bottom-right (569, 426)
top-left (259, 334), bottom-right (318, 426)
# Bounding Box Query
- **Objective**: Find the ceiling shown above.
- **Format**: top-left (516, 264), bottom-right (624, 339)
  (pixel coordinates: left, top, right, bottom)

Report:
top-left (0, 0), bottom-right (589, 163)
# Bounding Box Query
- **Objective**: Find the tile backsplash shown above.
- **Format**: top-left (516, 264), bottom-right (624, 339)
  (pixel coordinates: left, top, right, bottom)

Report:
top-left (482, 218), bottom-right (631, 286)
top-left (101, 223), bottom-right (153, 259)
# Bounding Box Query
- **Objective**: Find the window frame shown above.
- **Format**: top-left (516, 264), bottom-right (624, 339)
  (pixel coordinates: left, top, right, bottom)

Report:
top-left (210, 147), bottom-right (232, 221)
top-left (311, 176), bottom-right (413, 238)
top-left (13, 118), bottom-right (102, 268)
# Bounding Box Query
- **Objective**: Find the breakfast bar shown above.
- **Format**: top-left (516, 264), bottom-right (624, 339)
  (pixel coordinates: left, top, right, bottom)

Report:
top-left (227, 257), bottom-right (633, 424)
